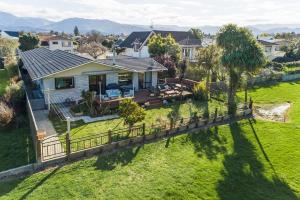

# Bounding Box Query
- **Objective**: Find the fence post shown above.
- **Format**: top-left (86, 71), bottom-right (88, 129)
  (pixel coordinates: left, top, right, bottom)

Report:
top-left (142, 123), bottom-right (146, 135)
top-left (36, 130), bottom-right (46, 163)
top-left (214, 108), bottom-right (218, 122)
top-left (108, 129), bottom-right (112, 143)
top-left (142, 123), bottom-right (146, 142)
top-left (66, 117), bottom-right (71, 157)
top-left (170, 117), bottom-right (174, 130)
top-left (249, 97), bottom-right (253, 113)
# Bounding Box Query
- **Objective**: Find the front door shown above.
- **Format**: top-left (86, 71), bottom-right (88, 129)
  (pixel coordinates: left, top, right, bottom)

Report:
top-left (89, 75), bottom-right (106, 94)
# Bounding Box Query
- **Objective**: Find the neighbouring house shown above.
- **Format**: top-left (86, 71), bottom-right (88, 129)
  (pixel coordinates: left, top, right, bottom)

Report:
top-left (39, 35), bottom-right (74, 52)
top-left (19, 48), bottom-right (167, 105)
top-left (258, 39), bottom-right (284, 60)
top-left (119, 30), bottom-right (202, 61)
top-left (0, 30), bottom-right (19, 40)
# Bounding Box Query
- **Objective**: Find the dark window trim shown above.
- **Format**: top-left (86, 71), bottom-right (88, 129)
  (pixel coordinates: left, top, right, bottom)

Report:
top-left (55, 77), bottom-right (75, 90)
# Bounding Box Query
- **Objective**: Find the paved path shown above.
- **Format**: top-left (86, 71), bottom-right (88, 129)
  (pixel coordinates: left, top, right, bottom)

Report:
top-left (33, 110), bottom-right (57, 137)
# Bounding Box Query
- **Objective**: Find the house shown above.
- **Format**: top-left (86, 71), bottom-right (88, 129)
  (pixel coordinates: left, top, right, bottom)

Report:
top-left (119, 30), bottom-right (202, 61)
top-left (39, 35), bottom-right (74, 52)
top-left (19, 48), bottom-right (167, 104)
top-left (258, 40), bottom-right (284, 60)
top-left (0, 30), bottom-right (19, 40)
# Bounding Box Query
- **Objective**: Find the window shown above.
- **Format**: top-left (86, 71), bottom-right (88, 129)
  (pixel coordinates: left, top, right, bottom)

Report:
top-left (52, 41), bottom-right (58, 45)
top-left (118, 73), bottom-right (132, 86)
top-left (55, 77), bottom-right (74, 89)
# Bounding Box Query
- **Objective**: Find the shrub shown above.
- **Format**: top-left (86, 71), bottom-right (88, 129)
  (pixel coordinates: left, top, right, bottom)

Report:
top-left (193, 82), bottom-right (207, 101)
top-left (0, 101), bottom-right (14, 127)
top-left (5, 63), bottom-right (18, 78)
top-left (119, 98), bottom-right (145, 128)
top-left (4, 81), bottom-right (25, 105)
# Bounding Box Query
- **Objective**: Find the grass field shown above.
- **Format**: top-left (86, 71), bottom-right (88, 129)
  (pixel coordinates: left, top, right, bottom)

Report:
top-left (0, 125), bottom-right (35, 172)
top-left (0, 69), bottom-right (9, 96)
top-left (0, 80), bottom-right (300, 199)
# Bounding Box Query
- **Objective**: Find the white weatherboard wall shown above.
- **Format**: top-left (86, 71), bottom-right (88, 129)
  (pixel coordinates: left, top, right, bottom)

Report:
top-left (49, 40), bottom-right (74, 52)
top-left (123, 46), bottom-right (150, 58)
top-left (43, 62), bottom-right (121, 104)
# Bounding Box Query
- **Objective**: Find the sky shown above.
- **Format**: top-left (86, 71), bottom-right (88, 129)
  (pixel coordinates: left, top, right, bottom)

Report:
top-left (0, 0), bottom-right (300, 26)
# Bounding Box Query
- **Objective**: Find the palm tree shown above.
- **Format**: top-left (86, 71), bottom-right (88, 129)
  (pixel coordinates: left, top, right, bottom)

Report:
top-left (217, 24), bottom-right (265, 114)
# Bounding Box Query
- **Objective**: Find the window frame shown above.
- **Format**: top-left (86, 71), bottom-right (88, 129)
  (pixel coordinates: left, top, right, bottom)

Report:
top-left (55, 77), bottom-right (75, 90)
top-left (118, 73), bottom-right (133, 86)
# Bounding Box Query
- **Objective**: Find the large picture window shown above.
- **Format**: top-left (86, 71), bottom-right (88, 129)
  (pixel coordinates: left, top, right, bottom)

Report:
top-left (55, 77), bottom-right (74, 89)
top-left (118, 73), bottom-right (132, 86)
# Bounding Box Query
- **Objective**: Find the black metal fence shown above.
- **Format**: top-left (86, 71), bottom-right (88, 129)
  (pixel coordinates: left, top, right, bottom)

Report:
top-left (40, 108), bottom-right (252, 162)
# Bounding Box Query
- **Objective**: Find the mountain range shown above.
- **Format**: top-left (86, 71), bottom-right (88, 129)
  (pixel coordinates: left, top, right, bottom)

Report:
top-left (1, 11), bottom-right (300, 35)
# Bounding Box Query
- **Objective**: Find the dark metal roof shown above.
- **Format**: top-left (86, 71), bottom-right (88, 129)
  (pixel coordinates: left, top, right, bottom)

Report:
top-left (258, 40), bottom-right (279, 46)
top-left (119, 30), bottom-right (198, 48)
top-left (19, 48), bottom-right (92, 80)
top-left (119, 31), bottom-right (152, 48)
top-left (2, 30), bottom-right (19, 38)
top-left (152, 30), bottom-right (196, 43)
top-left (95, 57), bottom-right (167, 72)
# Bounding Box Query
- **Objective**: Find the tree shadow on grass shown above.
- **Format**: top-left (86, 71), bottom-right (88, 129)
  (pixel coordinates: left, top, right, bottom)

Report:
top-left (95, 146), bottom-right (141, 171)
top-left (185, 127), bottom-right (227, 160)
top-left (217, 122), bottom-right (298, 200)
top-left (0, 166), bottom-right (61, 199)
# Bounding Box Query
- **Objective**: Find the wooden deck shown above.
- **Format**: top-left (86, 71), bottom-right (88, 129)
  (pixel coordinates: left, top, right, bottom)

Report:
top-left (95, 89), bottom-right (193, 109)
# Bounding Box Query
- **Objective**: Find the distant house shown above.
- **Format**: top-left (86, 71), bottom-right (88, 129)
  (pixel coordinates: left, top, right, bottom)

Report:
top-left (0, 30), bottom-right (19, 40)
top-left (19, 48), bottom-right (166, 104)
top-left (119, 30), bottom-right (202, 61)
top-left (258, 40), bottom-right (284, 60)
top-left (39, 35), bottom-right (74, 52)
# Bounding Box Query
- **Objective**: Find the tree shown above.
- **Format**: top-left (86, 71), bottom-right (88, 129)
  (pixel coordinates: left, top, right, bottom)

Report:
top-left (19, 33), bottom-right (39, 51)
top-left (154, 55), bottom-right (177, 78)
top-left (77, 42), bottom-right (106, 59)
top-left (148, 34), bottom-right (181, 63)
top-left (197, 45), bottom-right (221, 98)
top-left (189, 28), bottom-right (204, 40)
top-left (217, 24), bottom-right (265, 114)
top-left (74, 26), bottom-right (80, 36)
top-left (0, 38), bottom-right (18, 58)
top-left (119, 99), bottom-right (145, 130)
top-left (87, 30), bottom-right (105, 43)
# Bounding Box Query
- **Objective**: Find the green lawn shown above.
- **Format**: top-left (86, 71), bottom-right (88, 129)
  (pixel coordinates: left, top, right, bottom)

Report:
top-left (0, 125), bottom-right (35, 172)
top-left (0, 81), bottom-right (300, 199)
top-left (52, 99), bottom-right (227, 139)
top-left (0, 69), bottom-right (9, 96)
top-left (0, 69), bottom-right (35, 172)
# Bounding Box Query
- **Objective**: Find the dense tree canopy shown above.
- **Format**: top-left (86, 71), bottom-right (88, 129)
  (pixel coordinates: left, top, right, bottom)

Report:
top-left (19, 33), bottom-right (39, 51)
top-left (148, 34), bottom-right (181, 63)
top-left (217, 24), bottom-right (265, 114)
top-left (189, 28), bottom-right (204, 41)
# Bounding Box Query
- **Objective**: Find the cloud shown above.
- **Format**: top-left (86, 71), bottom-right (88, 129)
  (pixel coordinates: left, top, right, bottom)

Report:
top-left (0, 0), bottom-right (299, 26)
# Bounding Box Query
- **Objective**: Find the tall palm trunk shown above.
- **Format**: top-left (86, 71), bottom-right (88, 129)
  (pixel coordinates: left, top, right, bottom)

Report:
top-left (228, 69), bottom-right (238, 115)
